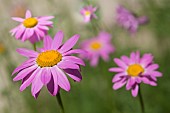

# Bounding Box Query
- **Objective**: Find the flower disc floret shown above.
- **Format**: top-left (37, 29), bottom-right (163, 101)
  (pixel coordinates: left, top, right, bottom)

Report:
top-left (90, 42), bottom-right (102, 50)
top-left (23, 18), bottom-right (38, 28)
top-left (127, 64), bottom-right (144, 77)
top-left (36, 50), bottom-right (62, 67)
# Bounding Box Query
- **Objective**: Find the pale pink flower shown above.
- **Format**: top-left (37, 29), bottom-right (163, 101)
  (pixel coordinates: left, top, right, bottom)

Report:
top-left (109, 51), bottom-right (162, 97)
top-left (116, 5), bottom-right (148, 34)
top-left (80, 5), bottom-right (97, 23)
top-left (12, 31), bottom-right (85, 98)
top-left (10, 10), bottom-right (54, 43)
top-left (80, 31), bottom-right (115, 66)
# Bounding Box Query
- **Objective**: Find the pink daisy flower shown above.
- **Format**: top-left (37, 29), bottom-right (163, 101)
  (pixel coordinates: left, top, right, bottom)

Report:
top-left (10, 10), bottom-right (54, 44)
top-left (116, 5), bottom-right (148, 34)
top-left (80, 31), bottom-right (115, 66)
top-left (12, 31), bottom-right (85, 98)
top-left (109, 51), bottom-right (162, 97)
top-left (80, 5), bottom-right (97, 23)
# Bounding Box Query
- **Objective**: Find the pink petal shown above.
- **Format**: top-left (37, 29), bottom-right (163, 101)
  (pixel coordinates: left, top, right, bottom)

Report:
top-left (63, 56), bottom-right (85, 66)
top-left (90, 55), bottom-right (99, 67)
top-left (112, 72), bottom-right (126, 82)
top-left (35, 28), bottom-right (45, 38)
top-left (39, 21), bottom-right (53, 25)
top-left (98, 31), bottom-right (111, 41)
top-left (25, 10), bottom-right (32, 18)
top-left (20, 68), bottom-right (41, 91)
top-left (151, 71), bottom-right (162, 77)
top-left (29, 33), bottom-right (39, 44)
top-left (16, 48), bottom-right (39, 58)
top-left (59, 34), bottom-right (80, 53)
top-left (12, 58), bottom-right (35, 75)
top-left (149, 81), bottom-right (157, 86)
top-left (113, 80), bottom-right (126, 90)
top-left (135, 51), bottom-right (140, 63)
top-left (150, 75), bottom-right (157, 81)
top-left (26, 28), bottom-right (34, 38)
top-left (50, 70), bottom-right (59, 95)
top-left (92, 14), bottom-right (97, 19)
top-left (22, 72), bottom-right (32, 84)
top-left (12, 17), bottom-right (24, 22)
top-left (140, 54), bottom-right (153, 67)
top-left (64, 69), bottom-right (82, 82)
top-left (38, 16), bottom-right (54, 21)
top-left (51, 31), bottom-right (64, 50)
top-left (130, 52), bottom-right (136, 64)
top-left (100, 52), bottom-right (109, 61)
top-left (10, 26), bottom-right (18, 36)
top-left (141, 77), bottom-right (150, 84)
top-left (84, 16), bottom-right (91, 23)
top-left (21, 29), bottom-right (29, 41)
top-left (93, 7), bottom-right (97, 12)
top-left (109, 67), bottom-right (124, 72)
top-left (80, 9), bottom-right (85, 15)
top-left (47, 74), bottom-right (59, 96)
top-left (63, 49), bottom-right (86, 56)
top-left (126, 78), bottom-right (135, 90)
top-left (13, 65), bottom-right (37, 81)
top-left (121, 55), bottom-right (130, 65)
top-left (41, 68), bottom-right (51, 85)
top-left (135, 77), bottom-right (142, 83)
top-left (146, 64), bottom-right (159, 71)
top-left (54, 66), bottom-right (70, 91)
top-left (31, 70), bottom-right (43, 98)
top-left (34, 30), bottom-right (41, 41)
top-left (131, 85), bottom-right (139, 97)
top-left (34, 91), bottom-right (41, 99)
top-left (38, 26), bottom-right (49, 30)
top-left (138, 16), bottom-right (148, 24)
top-left (142, 76), bottom-right (157, 86)
top-left (58, 61), bottom-right (80, 69)
top-left (43, 35), bottom-right (53, 50)
top-left (114, 58), bottom-right (127, 69)
top-left (15, 25), bottom-right (25, 39)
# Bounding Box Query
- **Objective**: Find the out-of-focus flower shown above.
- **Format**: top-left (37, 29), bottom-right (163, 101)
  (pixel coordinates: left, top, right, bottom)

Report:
top-left (10, 10), bottom-right (54, 44)
top-left (0, 42), bottom-right (5, 54)
top-left (116, 5), bottom-right (148, 34)
top-left (80, 31), bottom-right (115, 66)
top-left (80, 5), bottom-right (97, 23)
top-left (12, 31), bottom-right (85, 98)
top-left (109, 51), bottom-right (162, 97)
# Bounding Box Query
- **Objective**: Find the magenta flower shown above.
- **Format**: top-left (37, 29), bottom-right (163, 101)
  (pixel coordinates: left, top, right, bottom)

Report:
top-left (10, 10), bottom-right (54, 44)
top-left (116, 5), bottom-right (148, 34)
top-left (109, 51), bottom-right (162, 97)
top-left (80, 5), bottom-right (97, 23)
top-left (12, 31), bottom-right (85, 98)
top-left (80, 31), bottom-right (115, 66)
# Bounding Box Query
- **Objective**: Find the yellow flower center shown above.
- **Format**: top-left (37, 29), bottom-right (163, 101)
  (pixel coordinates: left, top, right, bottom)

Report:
top-left (23, 18), bottom-right (38, 28)
top-left (90, 42), bottom-right (102, 50)
top-left (127, 64), bottom-right (144, 77)
top-left (36, 50), bottom-right (62, 67)
top-left (85, 11), bottom-right (91, 16)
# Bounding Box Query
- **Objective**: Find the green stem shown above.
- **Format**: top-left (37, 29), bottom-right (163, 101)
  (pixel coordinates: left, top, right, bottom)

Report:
top-left (33, 43), bottom-right (37, 51)
top-left (56, 92), bottom-right (65, 113)
top-left (87, 0), bottom-right (91, 5)
top-left (138, 86), bottom-right (145, 113)
top-left (90, 21), bottom-right (98, 35)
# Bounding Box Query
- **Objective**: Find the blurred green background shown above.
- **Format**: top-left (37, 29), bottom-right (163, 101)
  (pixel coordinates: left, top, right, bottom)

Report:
top-left (0, 0), bottom-right (170, 113)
